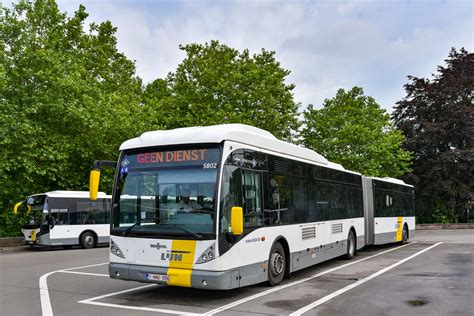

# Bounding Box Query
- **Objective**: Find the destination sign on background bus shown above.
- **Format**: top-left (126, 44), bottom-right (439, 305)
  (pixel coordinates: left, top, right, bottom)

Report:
top-left (122, 147), bottom-right (220, 169)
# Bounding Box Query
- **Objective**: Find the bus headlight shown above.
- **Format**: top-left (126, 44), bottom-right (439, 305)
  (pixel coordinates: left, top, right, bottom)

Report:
top-left (110, 241), bottom-right (125, 259)
top-left (196, 243), bottom-right (216, 264)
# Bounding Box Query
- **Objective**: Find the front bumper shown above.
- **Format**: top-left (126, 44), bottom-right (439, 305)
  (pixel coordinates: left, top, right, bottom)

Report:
top-left (109, 263), bottom-right (240, 290)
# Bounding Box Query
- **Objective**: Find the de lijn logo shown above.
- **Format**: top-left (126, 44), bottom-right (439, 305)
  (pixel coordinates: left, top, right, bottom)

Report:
top-left (161, 250), bottom-right (191, 262)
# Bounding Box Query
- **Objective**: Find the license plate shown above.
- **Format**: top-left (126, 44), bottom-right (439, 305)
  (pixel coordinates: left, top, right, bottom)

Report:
top-left (145, 273), bottom-right (169, 282)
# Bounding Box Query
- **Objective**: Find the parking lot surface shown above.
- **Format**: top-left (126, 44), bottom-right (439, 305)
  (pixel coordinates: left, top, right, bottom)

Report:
top-left (1, 230), bottom-right (473, 316)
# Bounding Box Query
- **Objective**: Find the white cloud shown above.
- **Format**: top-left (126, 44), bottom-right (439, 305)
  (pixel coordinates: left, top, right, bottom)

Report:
top-left (56, 0), bottom-right (473, 112)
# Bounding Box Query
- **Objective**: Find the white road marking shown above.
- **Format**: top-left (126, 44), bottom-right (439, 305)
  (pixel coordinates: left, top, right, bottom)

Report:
top-left (204, 242), bottom-right (416, 315)
top-left (63, 262), bottom-right (109, 271)
top-left (39, 262), bottom-right (108, 316)
top-left (79, 284), bottom-right (157, 303)
top-left (39, 271), bottom-right (56, 316)
top-left (58, 270), bottom-right (109, 277)
top-left (82, 300), bottom-right (203, 315)
top-left (79, 284), bottom-right (203, 315)
top-left (290, 242), bottom-right (443, 315)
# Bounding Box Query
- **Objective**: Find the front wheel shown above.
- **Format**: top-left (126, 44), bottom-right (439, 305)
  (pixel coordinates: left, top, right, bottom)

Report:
top-left (80, 231), bottom-right (96, 249)
top-left (345, 230), bottom-right (356, 260)
top-left (268, 242), bottom-right (286, 286)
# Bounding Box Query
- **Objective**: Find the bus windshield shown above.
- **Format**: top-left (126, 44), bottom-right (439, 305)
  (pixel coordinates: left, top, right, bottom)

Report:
top-left (112, 146), bottom-right (221, 239)
top-left (24, 195), bottom-right (47, 228)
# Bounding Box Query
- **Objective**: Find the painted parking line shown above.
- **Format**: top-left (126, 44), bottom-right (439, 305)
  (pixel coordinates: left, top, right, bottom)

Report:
top-left (203, 242), bottom-right (416, 315)
top-left (79, 284), bottom-right (202, 315)
top-left (290, 242), bottom-right (443, 315)
top-left (58, 270), bottom-right (109, 277)
top-left (39, 262), bottom-right (108, 316)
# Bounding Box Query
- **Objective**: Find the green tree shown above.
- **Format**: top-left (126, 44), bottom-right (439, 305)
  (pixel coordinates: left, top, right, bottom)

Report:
top-left (301, 87), bottom-right (412, 177)
top-left (1, 0), bottom-right (144, 232)
top-left (393, 48), bottom-right (473, 223)
top-left (142, 40), bottom-right (301, 141)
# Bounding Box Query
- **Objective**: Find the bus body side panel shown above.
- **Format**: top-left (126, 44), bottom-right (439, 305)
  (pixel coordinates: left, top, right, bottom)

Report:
top-left (373, 217), bottom-right (401, 244)
top-left (290, 217), bottom-right (365, 273)
top-left (362, 177), bottom-right (374, 246)
top-left (49, 224), bottom-right (110, 245)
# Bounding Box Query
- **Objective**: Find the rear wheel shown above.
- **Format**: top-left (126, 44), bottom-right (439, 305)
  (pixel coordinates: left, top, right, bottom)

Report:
top-left (346, 230), bottom-right (356, 260)
top-left (402, 226), bottom-right (409, 244)
top-left (268, 242), bottom-right (286, 286)
top-left (80, 231), bottom-right (96, 249)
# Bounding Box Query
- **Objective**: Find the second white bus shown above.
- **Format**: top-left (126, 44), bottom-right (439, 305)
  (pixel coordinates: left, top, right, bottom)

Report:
top-left (17, 191), bottom-right (111, 248)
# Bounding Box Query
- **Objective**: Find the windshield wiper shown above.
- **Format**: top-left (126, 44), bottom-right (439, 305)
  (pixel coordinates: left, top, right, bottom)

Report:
top-left (164, 224), bottom-right (202, 239)
top-left (122, 222), bottom-right (140, 236)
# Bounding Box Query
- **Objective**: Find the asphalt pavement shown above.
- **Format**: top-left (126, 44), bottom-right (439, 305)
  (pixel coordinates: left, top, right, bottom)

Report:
top-left (0, 230), bottom-right (472, 316)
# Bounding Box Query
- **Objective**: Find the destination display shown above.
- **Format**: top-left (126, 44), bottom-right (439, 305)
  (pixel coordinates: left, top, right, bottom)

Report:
top-left (122, 147), bottom-right (220, 169)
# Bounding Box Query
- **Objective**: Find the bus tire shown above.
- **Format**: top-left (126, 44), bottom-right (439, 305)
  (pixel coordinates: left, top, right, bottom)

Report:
top-left (402, 225), bottom-right (409, 244)
top-left (345, 230), bottom-right (356, 260)
top-left (268, 242), bottom-right (286, 286)
top-left (80, 231), bottom-right (96, 249)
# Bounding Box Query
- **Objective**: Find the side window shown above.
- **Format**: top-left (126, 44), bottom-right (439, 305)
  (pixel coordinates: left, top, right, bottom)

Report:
top-left (268, 173), bottom-right (292, 224)
top-left (330, 182), bottom-right (345, 220)
top-left (293, 177), bottom-right (308, 223)
top-left (49, 198), bottom-right (73, 225)
top-left (74, 200), bottom-right (105, 225)
top-left (315, 180), bottom-right (331, 221)
top-left (50, 208), bottom-right (69, 225)
top-left (242, 170), bottom-right (263, 228)
top-left (92, 199), bottom-right (108, 224)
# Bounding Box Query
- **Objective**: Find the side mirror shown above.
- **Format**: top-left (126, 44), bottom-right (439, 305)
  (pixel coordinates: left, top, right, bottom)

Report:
top-left (13, 201), bottom-right (24, 214)
top-left (90, 170), bottom-right (101, 201)
top-left (230, 206), bottom-right (243, 236)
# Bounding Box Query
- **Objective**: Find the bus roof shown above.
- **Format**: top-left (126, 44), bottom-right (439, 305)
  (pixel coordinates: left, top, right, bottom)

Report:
top-left (120, 124), bottom-right (330, 167)
top-left (370, 176), bottom-right (413, 188)
top-left (31, 191), bottom-right (110, 199)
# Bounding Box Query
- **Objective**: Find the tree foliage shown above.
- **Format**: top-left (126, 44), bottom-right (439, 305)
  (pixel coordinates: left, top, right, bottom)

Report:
top-left (301, 87), bottom-right (412, 177)
top-left (0, 0), bottom-right (144, 229)
top-left (393, 48), bottom-right (474, 223)
top-left (141, 40), bottom-right (301, 141)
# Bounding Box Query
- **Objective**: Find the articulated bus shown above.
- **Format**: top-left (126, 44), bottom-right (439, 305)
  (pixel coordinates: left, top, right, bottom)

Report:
top-left (15, 191), bottom-right (111, 248)
top-left (90, 124), bottom-right (415, 289)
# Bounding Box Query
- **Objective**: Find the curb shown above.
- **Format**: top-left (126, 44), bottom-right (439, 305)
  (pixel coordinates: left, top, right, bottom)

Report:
top-left (0, 237), bottom-right (24, 248)
top-left (416, 223), bottom-right (474, 230)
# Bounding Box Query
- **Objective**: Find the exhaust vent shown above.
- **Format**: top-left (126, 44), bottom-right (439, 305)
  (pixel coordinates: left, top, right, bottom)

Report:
top-left (332, 223), bottom-right (343, 234)
top-left (301, 224), bottom-right (316, 240)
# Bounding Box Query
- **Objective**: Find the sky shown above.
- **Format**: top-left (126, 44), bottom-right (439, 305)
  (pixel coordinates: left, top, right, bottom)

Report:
top-left (52, 0), bottom-right (474, 113)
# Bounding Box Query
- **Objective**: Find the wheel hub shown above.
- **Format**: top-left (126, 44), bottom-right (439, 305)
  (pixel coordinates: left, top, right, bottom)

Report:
top-left (85, 235), bottom-right (93, 245)
top-left (271, 252), bottom-right (284, 276)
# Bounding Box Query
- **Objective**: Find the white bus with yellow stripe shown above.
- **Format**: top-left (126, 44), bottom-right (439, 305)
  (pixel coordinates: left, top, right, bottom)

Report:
top-left (90, 124), bottom-right (415, 290)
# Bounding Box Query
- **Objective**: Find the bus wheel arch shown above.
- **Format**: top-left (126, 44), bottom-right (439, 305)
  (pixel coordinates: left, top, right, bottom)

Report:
top-left (79, 230), bottom-right (97, 249)
top-left (268, 236), bottom-right (290, 285)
